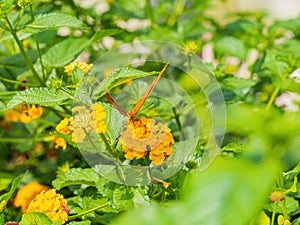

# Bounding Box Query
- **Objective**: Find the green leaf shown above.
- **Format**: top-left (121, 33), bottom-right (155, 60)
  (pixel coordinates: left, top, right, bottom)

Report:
top-left (261, 50), bottom-right (289, 78)
top-left (43, 38), bottom-right (90, 68)
top-left (259, 211), bottom-right (270, 225)
top-left (221, 142), bottom-right (247, 152)
top-left (19, 212), bottom-right (59, 225)
top-left (214, 36), bottom-right (247, 60)
top-left (22, 13), bottom-right (87, 33)
top-left (93, 68), bottom-right (157, 98)
top-left (91, 29), bottom-right (122, 42)
top-left (0, 172), bottom-right (14, 192)
top-left (0, 171), bottom-right (27, 202)
top-left (5, 87), bottom-right (70, 109)
top-left (52, 168), bottom-right (100, 190)
top-left (182, 159), bottom-right (278, 225)
top-left (68, 221), bottom-right (91, 225)
top-left (221, 76), bottom-right (257, 89)
top-left (0, 213), bottom-right (4, 225)
top-left (270, 18), bottom-right (300, 36)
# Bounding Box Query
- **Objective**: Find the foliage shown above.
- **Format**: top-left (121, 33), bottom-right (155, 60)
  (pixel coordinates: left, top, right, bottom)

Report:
top-left (0, 0), bottom-right (300, 225)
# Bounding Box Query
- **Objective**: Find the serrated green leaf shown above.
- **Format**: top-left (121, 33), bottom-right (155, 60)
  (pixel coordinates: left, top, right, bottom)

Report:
top-left (214, 36), bottom-right (247, 60)
top-left (91, 29), bottom-right (122, 42)
top-left (93, 68), bottom-right (157, 98)
top-left (43, 38), bottom-right (90, 68)
top-left (221, 142), bottom-right (247, 152)
top-left (0, 171), bottom-right (27, 202)
top-left (19, 212), bottom-right (58, 225)
top-left (52, 168), bottom-right (100, 190)
top-left (22, 13), bottom-right (87, 34)
top-left (6, 87), bottom-right (70, 109)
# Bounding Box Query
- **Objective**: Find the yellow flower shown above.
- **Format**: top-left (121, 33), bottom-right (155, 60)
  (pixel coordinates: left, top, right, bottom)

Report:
top-left (57, 103), bottom-right (107, 143)
top-left (4, 109), bottom-right (22, 123)
top-left (54, 136), bottom-right (67, 150)
top-left (14, 182), bottom-right (49, 213)
top-left (119, 116), bottom-right (174, 165)
top-left (64, 61), bottom-right (93, 76)
top-left (26, 189), bottom-right (68, 224)
top-left (56, 118), bottom-right (73, 135)
top-left (183, 40), bottom-right (201, 54)
top-left (17, 0), bottom-right (32, 8)
top-left (28, 105), bottom-right (43, 119)
top-left (4, 105), bottom-right (43, 124)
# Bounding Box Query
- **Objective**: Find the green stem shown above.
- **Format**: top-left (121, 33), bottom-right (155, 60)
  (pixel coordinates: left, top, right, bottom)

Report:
top-left (0, 136), bottom-right (54, 143)
top-left (60, 87), bottom-right (76, 100)
top-left (100, 133), bottom-right (116, 157)
top-left (167, 0), bottom-right (186, 27)
top-left (265, 86), bottom-right (280, 111)
top-left (30, 5), bottom-right (46, 82)
top-left (4, 17), bottom-right (43, 85)
top-left (281, 199), bottom-right (289, 219)
top-left (0, 76), bottom-right (40, 86)
top-left (68, 203), bottom-right (109, 220)
top-left (270, 202), bottom-right (277, 225)
top-left (145, 0), bottom-right (155, 27)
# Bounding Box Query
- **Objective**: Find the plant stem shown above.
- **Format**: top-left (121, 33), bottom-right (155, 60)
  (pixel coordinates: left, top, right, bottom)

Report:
top-left (265, 86), bottom-right (280, 111)
top-left (281, 199), bottom-right (289, 219)
top-left (167, 0), bottom-right (186, 27)
top-left (145, 0), bottom-right (155, 27)
top-left (0, 76), bottom-right (40, 86)
top-left (0, 136), bottom-right (54, 143)
top-left (30, 5), bottom-right (46, 82)
top-left (68, 203), bottom-right (109, 220)
top-left (271, 202), bottom-right (277, 225)
top-left (4, 17), bottom-right (43, 85)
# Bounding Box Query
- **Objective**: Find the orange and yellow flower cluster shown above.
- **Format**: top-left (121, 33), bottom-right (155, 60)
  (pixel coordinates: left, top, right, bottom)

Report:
top-left (56, 103), bottom-right (107, 143)
top-left (64, 61), bottom-right (93, 76)
top-left (119, 116), bottom-right (174, 165)
top-left (26, 189), bottom-right (68, 224)
top-left (14, 182), bottom-right (49, 213)
top-left (4, 104), bottom-right (43, 124)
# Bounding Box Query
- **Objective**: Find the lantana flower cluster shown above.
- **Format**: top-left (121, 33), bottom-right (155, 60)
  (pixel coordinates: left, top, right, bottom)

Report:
top-left (119, 116), bottom-right (174, 165)
top-left (4, 104), bottom-right (43, 124)
top-left (64, 61), bottom-right (93, 76)
top-left (26, 189), bottom-right (68, 224)
top-left (56, 103), bottom-right (107, 144)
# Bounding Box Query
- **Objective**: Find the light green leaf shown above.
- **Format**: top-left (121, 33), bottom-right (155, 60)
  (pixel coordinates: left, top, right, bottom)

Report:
top-left (19, 212), bottom-right (60, 225)
top-left (0, 171), bottom-right (27, 202)
top-left (214, 36), bottom-right (247, 60)
top-left (68, 221), bottom-right (91, 225)
top-left (91, 29), bottom-right (122, 42)
top-left (6, 87), bottom-right (70, 109)
top-left (93, 68), bottom-right (157, 98)
top-left (22, 13), bottom-right (87, 33)
top-left (43, 38), bottom-right (90, 67)
top-left (221, 142), bottom-right (247, 152)
top-left (259, 211), bottom-right (270, 225)
top-left (52, 168), bottom-right (100, 190)
top-left (221, 76), bottom-right (257, 89)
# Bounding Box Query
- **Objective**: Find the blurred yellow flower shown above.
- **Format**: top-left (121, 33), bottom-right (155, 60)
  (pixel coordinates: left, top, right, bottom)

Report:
top-left (26, 189), bottom-right (68, 224)
top-left (64, 61), bottom-right (93, 76)
top-left (4, 105), bottom-right (43, 124)
top-left (57, 103), bottom-right (107, 143)
top-left (14, 182), bottom-right (49, 213)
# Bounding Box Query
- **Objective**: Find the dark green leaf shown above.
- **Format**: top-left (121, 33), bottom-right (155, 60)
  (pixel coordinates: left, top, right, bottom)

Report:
top-left (68, 221), bottom-right (91, 225)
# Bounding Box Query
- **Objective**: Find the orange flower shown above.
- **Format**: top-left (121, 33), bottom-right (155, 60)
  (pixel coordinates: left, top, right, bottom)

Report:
top-left (26, 189), bottom-right (68, 224)
top-left (54, 136), bottom-right (67, 150)
top-left (119, 116), bottom-right (174, 165)
top-left (4, 105), bottom-right (43, 124)
top-left (14, 182), bottom-right (49, 213)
